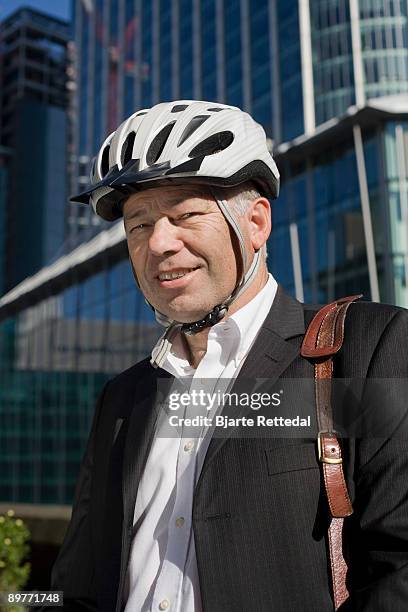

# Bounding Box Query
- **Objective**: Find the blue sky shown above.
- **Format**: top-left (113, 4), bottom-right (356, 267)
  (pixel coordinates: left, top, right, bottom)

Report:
top-left (0, 0), bottom-right (71, 21)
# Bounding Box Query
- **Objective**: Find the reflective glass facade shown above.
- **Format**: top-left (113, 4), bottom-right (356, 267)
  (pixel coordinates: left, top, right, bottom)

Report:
top-left (359, 0), bottom-right (408, 99)
top-left (311, 0), bottom-right (408, 125)
top-left (141, 1), bottom-right (153, 109)
top-left (0, 8), bottom-right (69, 147)
top-left (93, 0), bottom-right (105, 151)
top-left (250, 1), bottom-right (272, 133)
top-left (70, 0), bottom-right (284, 236)
top-left (272, 118), bottom-right (408, 306)
top-left (201, 0), bottom-right (217, 100)
top-left (0, 9), bottom-right (68, 291)
top-left (0, 150), bottom-right (9, 296)
top-left (277, 0), bottom-right (304, 140)
top-left (179, 0), bottom-right (194, 99)
top-left (159, 1), bottom-right (173, 101)
top-left (6, 101), bottom-right (66, 289)
top-left (310, 0), bottom-right (355, 124)
top-left (382, 120), bottom-right (408, 305)
top-left (71, 0), bottom-right (408, 236)
top-left (108, 0), bottom-right (120, 132)
top-left (0, 259), bottom-right (160, 504)
top-left (124, 0), bottom-right (137, 116)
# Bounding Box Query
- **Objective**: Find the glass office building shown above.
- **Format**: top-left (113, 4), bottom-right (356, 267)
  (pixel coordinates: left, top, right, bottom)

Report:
top-left (68, 0), bottom-right (299, 236)
top-left (69, 0), bottom-right (408, 236)
top-left (0, 225), bottom-right (160, 504)
top-left (0, 147), bottom-right (11, 296)
top-left (272, 99), bottom-right (408, 307)
top-left (310, 0), bottom-right (408, 125)
top-left (0, 8), bottom-right (69, 291)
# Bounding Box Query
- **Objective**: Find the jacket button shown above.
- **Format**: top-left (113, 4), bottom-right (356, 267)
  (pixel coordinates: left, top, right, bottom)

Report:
top-left (184, 441), bottom-right (194, 453)
top-left (159, 600), bottom-right (170, 610)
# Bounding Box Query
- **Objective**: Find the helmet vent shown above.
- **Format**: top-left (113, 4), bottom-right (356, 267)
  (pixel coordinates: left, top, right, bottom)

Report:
top-left (177, 115), bottom-right (210, 146)
top-left (101, 144), bottom-right (111, 177)
top-left (171, 104), bottom-right (189, 112)
top-left (207, 107), bottom-right (224, 112)
top-left (146, 121), bottom-right (176, 166)
top-left (189, 131), bottom-right (234, 158)
top-left (121, 131), bottom-right (136, 166)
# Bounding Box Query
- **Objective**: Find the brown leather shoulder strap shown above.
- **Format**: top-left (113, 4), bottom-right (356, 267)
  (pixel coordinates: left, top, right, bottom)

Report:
top-left (302, 294), bottom-right (362, 358)
top-left (301, 293), bottom-right (362, 610)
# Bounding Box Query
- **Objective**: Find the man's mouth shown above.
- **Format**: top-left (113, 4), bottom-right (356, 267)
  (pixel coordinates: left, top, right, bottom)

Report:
top-left (157, 267), bottom-right (200, 281)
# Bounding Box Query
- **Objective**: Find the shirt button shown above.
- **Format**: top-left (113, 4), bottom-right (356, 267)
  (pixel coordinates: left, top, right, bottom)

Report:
top-left (184, 441), bottom-right (194, 453)
top-left (159, 600), bottom-right (170, 610)
top-left (175, 516), bottom-right (185, 528)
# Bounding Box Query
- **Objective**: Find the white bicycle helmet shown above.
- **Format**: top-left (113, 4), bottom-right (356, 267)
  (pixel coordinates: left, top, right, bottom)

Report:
top-left (71, 100), bottom-right (280, 367)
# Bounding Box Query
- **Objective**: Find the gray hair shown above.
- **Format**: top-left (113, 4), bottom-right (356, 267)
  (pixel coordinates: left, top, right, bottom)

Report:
top-left (223, 182), bottom-right (269, 261)
top-left (220, 181), bottom-right (262, 216)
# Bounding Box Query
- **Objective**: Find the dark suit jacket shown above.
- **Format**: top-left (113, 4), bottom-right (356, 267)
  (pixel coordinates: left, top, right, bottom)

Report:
top-left (45, 285), bottom-right (408, 611)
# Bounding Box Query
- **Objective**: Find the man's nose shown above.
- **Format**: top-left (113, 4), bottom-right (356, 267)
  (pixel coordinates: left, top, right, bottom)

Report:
top-left (148, 217), bottom-right (184, 256)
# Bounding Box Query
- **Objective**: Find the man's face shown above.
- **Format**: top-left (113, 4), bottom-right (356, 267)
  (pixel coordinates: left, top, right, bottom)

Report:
top-left (123, 185), bottom-right (242, 323)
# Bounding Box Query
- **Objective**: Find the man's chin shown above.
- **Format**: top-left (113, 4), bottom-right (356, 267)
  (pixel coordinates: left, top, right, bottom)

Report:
top-left (167, 313), bottom-right (208, 324)
top-left (155, 305), bottom-right (210, 324)
top-left (147, 292), bottom-right (221, 323)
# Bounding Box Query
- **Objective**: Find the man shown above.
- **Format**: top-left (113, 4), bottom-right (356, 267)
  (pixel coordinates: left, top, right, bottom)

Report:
top-left (48, 101), bottom-right (408, 611)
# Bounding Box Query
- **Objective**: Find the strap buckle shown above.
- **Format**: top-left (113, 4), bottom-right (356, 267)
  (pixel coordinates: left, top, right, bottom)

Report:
top-left (317, 431), bottom-right (343, 465)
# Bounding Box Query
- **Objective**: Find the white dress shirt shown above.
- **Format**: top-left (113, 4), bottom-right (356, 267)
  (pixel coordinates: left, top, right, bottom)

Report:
top-left (124, 273), bottom-right (278, 612)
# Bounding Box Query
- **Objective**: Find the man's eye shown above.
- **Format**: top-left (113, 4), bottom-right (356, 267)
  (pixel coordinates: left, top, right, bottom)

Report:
top-left (179, 212), bottom-right (197, 220)
top-left (129, 224), bottom-right (147, 233)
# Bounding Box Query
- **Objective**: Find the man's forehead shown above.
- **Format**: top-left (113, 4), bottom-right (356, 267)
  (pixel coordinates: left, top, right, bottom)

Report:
top-left (123, 184), bottom-right (214, 217)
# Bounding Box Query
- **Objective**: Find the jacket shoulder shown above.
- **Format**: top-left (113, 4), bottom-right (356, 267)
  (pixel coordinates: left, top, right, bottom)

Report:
top-left (303, 299), bottom-right (408, 329)
top-left (302, 299), bottom-right (408, 374)
top-left (341, 300), bottom-right (407, 340)
top-left (103, 356), bottom-right (155, 401)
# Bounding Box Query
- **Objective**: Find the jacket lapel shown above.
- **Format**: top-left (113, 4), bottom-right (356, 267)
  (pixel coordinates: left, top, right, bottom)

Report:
top-left (116, 367), bottom-right (174, 611)
top-left (122, 367), bottom-right (174, 526)
top-left (199, 284), bottom-right (306, 477)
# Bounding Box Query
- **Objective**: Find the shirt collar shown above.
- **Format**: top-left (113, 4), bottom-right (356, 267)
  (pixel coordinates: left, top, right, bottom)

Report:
top-left (151, 273), bottom-right (278, 373)
top-left (221, 272), bottom-right (277, 367)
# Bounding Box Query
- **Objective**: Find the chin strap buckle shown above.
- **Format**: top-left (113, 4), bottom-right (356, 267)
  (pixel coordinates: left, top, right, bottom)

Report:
top-left (181, 304), bottom-right (229, 336)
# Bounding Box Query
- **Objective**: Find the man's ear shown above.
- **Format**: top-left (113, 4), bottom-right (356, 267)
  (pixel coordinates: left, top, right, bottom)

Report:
top-left (247, 197), bottom-right (271, 251)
